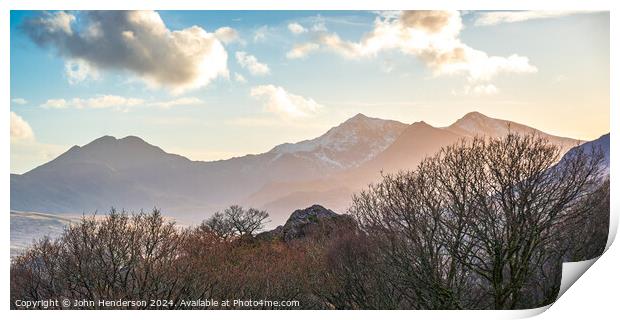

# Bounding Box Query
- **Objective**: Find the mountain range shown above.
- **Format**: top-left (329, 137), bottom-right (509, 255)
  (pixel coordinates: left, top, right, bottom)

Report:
top-left (11, 111), bottom-right (606, 226)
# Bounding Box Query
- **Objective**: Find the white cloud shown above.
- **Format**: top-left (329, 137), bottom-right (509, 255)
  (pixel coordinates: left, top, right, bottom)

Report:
top-left (41, 95), bottom-right (204, 111)
top-left (36, 11), bottom-right (75, 35)
top-left (235, 51), bottom-right (270, 76)
top-left (64, 59), bottom-right (100, 84)
top-left (250, 85), bottom-right (322, 118)
top-left (23, 11), bottom-right (230, 93)
top-left (308, 15), bottom-right (328, 32)
top-left (10, 112), bottom-right (35, 142)
top-left (475, 11), bottom-right (584, 26)
top-left (374, 11), bottom-right (402, 20)
top-left (253, 25), bottom-right (269, 42)
top-left (148, 97), bottom-right (204, 109)
top-left (214, 26), bottom-right (240, 44)
top-left (234, 73), bottom-right (247, 83)
top-left (41, 95), bottom-right (144, 110)
top-left (288, 22), bottom-right (307, 34)
top-left (10, 111), bottom-right (71, 174)
top-left (287, 11), bottom-right (537, 90)
top-left (311, 21), bottom-right (327, 32)
top-left (12, 98), bottom-right (28, 105)
top-left (40, 99), bottom-right (68, 109)
top-left (286, 43), bottom-right (320, 59)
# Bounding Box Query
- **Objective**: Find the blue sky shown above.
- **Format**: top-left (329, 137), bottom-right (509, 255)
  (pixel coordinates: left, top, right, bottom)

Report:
top-left (10, 10), bottom-right (610, 173)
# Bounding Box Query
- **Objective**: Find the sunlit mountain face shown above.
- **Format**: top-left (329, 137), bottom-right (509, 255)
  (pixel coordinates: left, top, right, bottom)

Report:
top-left (11, 111), bottom-right (607, 228)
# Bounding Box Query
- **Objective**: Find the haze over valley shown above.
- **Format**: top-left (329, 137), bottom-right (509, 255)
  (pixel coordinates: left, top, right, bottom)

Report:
top-left (11, 111), bottom-right (608, 229)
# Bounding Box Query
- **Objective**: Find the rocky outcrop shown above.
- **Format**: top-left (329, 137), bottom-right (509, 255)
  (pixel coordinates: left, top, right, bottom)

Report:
top-left (255, 225), bottom-right (283, 242)
top-left (255, 204), bottom-right (355, 242)
top-left (283, 205), bottom-right (340, 241)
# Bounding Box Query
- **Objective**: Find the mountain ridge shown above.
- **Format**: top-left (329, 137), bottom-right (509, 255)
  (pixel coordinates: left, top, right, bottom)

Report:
top-left (12, 111), bottom-right (598, 226)
top-left (446, 111), bottom-right (579, 151)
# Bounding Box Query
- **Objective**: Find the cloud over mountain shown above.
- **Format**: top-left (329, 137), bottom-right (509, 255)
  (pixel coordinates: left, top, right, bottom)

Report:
top-left (23, 11), bottom-right (230, 93)
top-left (250, 85), bottom-right (322, 119)
top-left (475, 11), bottom-right (584, 26)
top-left (287, 10), bottom-right (537, 89)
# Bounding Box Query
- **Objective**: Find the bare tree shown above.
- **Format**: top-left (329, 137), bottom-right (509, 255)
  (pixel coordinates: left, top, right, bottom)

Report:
top-left (201, 211), bottom-right (235, 240)
top-left (562, 179), bottom-right (610, 261)
top-left (311, 232), bottom-right (402, 309)
top-left (226, 206), bottom-right (270, 236)
top-left (11, 134), bottom-right (607, 310)
top-left (454, 135), bottom-right (602, 309)
top-left (350, 133), bottom-right (604, 309)
top-left (202, 205), bottom-right (270, 239)
top-left (351, 169), bottom-right (474, 309)
top-left (11, 209), bottom-right (189, 309)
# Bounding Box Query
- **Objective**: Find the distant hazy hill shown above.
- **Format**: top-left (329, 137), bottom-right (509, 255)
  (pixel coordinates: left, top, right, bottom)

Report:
top-left (11, 111), bottom-right (596, 226)
top-left (11, 113), bottom-right (407, 224)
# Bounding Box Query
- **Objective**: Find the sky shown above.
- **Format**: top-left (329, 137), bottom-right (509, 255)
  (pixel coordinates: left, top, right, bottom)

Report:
top-left (10, 10), bottom-right (610, 174)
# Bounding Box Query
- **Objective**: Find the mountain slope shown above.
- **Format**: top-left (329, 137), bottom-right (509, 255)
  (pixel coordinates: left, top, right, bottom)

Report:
top-left (268, 113), bottom-right (407, 169)
top-left (10, 114), bottom-right (406, 224)
top-left (446, 111), bottom-right (579, 153)
top-left (245, 112), bottom-right (582, 223)
top-left (559, 133), bottom-right (610, 176)
top-left (361, 121), bottom-right (464, 174)
top-left (10, 111), bottom-right (587, 226)
top-left (11, 136), bottom-right (197, 216)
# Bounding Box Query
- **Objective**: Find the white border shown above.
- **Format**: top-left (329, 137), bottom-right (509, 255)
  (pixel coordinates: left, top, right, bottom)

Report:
top-left (1, 1), bottom-right (617, 319)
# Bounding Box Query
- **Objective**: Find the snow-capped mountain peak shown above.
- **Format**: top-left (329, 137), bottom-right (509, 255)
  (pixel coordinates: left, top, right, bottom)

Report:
top-left (445, 111), bottom-right (580, 155)
top-left (268, 113), bottom-right (408, 168)
top-left (447, 111), bottom-right (512, 137)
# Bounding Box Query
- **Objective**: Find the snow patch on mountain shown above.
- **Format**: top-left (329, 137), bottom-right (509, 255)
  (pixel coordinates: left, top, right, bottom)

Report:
top-left (268, 113), bottom-right (407, 169)
top-left (447, 111), bottom-right (513, 137)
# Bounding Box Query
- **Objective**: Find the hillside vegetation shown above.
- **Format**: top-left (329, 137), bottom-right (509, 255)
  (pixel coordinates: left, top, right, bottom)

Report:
top-left (10, 133), bottom-right (609, 310)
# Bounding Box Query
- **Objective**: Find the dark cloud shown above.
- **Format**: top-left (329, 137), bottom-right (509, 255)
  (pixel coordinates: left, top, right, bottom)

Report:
top-left (400, 11), bottom-right (453, 33)
top-left (22, 11), bottom-right (230, 93)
